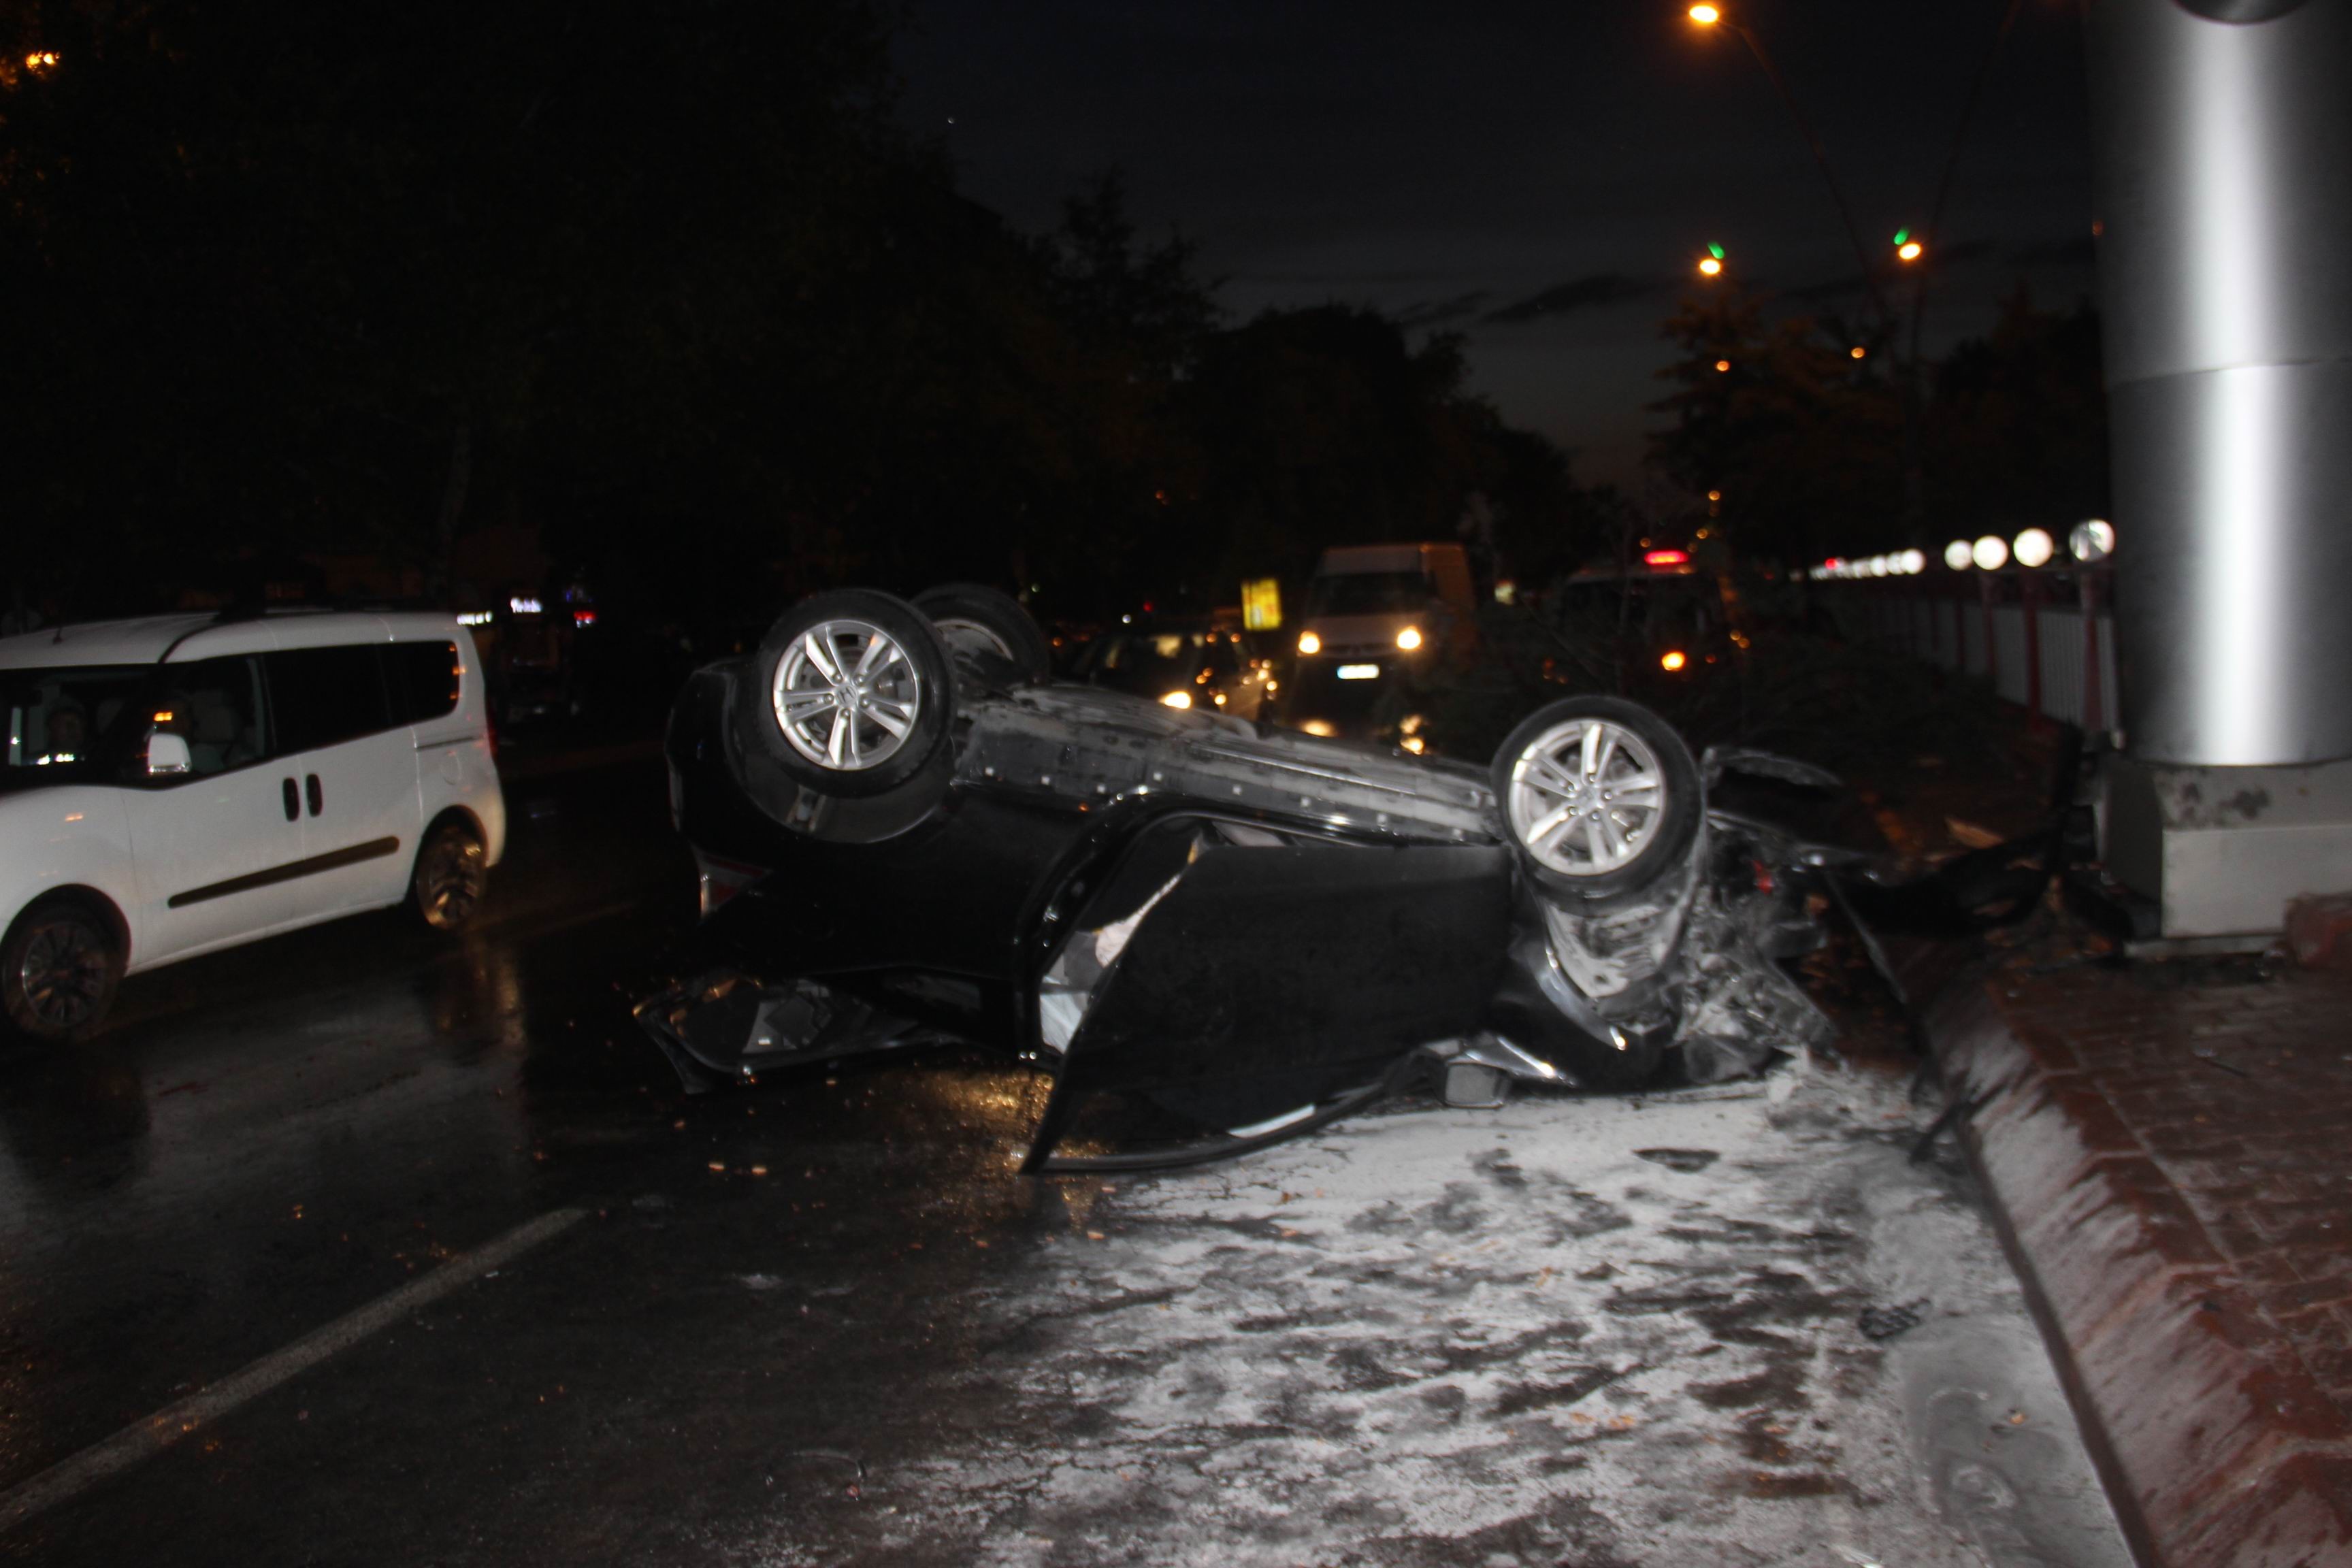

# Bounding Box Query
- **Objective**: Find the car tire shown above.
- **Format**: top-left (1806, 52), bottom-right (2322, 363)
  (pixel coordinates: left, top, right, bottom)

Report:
top-left (910, 583), bottom-right (1053, 684)
top-left (411, 819), bottom-right (489, 932)
top-left (734, 589), bottom-right (955, 800)
top-left (1491, 696), bottom-right (1701, 900)
top-left (1, 898), bottom-right (123, 1045)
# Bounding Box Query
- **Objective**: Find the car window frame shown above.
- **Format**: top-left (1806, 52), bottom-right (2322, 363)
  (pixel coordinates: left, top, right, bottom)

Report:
top-left (137, 652), bottom-right (276, 788)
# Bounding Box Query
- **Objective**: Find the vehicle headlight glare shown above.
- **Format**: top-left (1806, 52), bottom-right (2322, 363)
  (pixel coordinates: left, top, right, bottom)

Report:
top-left (1395, 626), bottom-right (1422, 651)
top-left (1160, 690), bottom-right (1192, 709)
top-left (1296, 631), bottom-right (1322, 655)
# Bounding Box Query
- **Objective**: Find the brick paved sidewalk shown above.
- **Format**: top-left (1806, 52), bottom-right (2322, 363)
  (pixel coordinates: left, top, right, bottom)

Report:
top-left (1923, 941), bottom-right (2352, 1568)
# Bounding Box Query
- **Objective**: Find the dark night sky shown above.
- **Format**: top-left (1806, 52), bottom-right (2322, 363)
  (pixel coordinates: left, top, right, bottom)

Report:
top-left (892, 1), bottom-right (2099, 493)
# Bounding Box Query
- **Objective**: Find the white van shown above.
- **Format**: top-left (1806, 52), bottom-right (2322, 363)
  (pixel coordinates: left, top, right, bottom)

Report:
top-left (1283, 542), bottom-right (1481, 738)
top-left (1292, 542), bottom-right (1479, 663)
top-left (0, 609), bottom-right (506, 1043)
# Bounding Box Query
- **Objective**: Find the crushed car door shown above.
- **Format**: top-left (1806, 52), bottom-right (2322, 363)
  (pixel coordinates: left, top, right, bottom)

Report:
top-left (1026, 838), bottom-right (1513, 1170)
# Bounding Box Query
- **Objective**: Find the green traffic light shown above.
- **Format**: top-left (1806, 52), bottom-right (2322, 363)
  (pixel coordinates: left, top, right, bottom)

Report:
top-left (1707, 243), bottom-right (1726, 260)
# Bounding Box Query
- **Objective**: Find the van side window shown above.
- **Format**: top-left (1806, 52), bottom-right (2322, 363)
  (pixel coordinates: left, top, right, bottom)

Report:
top-left (266, 646), bottom-right (393, 755)
top-left (386, 641), bottom-right (461, 723)
top-left (155, 655), bottom-right (272, 776)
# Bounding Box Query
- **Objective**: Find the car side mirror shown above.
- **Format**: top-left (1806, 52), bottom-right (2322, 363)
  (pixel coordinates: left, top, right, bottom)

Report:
top-left (146, 730), bottom-right (191, 777)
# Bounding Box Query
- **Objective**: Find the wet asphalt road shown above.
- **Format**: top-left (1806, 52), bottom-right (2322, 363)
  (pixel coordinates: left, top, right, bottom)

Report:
top-left (0, 756), bottom-right (1068, 1562)
top-left (0, 755), bottom-right (2130, 1565)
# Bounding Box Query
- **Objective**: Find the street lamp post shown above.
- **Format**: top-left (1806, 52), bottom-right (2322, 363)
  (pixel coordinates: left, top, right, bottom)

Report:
top-left (1684, 3), bottom-right (1890, 323)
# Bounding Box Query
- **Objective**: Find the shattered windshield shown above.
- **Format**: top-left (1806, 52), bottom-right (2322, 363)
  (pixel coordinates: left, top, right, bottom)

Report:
top-left (0, 664), bottom-right (149, 790)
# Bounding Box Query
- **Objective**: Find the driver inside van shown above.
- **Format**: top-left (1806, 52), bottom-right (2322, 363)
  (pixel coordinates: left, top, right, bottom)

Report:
top-left (39, 700), bottom-right (87, 765)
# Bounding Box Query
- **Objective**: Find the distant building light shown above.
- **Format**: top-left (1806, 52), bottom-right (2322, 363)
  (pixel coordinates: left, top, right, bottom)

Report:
top-left (572, 609), bottom-right (598, 627)
top-left (510, 596), bottom-right (543, 615)
top-left (1714, 359), bottom-right (1731, 373)
top-left (457, 610), bottom-right (494, 627)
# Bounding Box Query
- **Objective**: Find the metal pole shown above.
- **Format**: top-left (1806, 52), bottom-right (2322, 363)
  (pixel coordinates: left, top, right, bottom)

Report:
top-left (1979, 574), bottom-right (1999, 694)
top-left (2093, 0), bottom-right (2352, 764)
top-left (2021, 570), bottom-right (2044, 730)
top-left (2079, 568), bottom-right (2103, 735)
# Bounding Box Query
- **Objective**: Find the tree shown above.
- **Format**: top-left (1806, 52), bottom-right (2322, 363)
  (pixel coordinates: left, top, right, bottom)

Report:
top-left (1922, 285), bottom-right (2107, 540)
top-left (1646, 286), bottom-right (1903, 566)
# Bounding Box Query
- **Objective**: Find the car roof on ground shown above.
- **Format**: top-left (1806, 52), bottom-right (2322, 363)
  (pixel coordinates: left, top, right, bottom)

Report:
top-left (0, 609), bottom-right (466, 670)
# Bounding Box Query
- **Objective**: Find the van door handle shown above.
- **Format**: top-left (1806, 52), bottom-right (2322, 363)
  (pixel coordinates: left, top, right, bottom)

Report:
top-left (305, 774), bottom-right (323, 817)
top-left (282, 778), bottom-right (299, 822)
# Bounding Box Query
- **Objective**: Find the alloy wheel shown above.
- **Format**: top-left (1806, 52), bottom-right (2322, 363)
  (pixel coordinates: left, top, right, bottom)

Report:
top-left (17, 916), bottom-right (110, 1032)
top-left (770, 619), bottom-right (925, 772)
top-left (1505, 718), bottom-right (1669, 877)
top-left (418, 832), bottom-right (487, 929)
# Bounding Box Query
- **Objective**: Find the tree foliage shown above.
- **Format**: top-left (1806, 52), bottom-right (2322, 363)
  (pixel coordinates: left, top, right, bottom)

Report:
top-left (0, 1), bottom-right (1634, 625)
top-left (1644, 282), bottom-right (2108, 567)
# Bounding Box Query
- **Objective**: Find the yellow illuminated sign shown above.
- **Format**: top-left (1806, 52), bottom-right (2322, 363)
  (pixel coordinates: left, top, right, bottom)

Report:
top-left (1241, 577), bottom-right (1282, 631)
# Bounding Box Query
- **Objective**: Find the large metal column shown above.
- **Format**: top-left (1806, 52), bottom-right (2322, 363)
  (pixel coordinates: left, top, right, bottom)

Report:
top-left (2093, 0), bottom-right (2352, 937)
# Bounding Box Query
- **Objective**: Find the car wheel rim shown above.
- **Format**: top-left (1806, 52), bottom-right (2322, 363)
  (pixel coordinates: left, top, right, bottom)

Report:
top-left (19, 919), bottom-right (106, 1030)
top-left (930, 616), bottom-right (1017, 664)
top-left (771, 619), bottom-right (924, 771)
top-left (421, 836), bottom-right (485, 928)
top-left (1506, 718), bottom-right (1668, 877)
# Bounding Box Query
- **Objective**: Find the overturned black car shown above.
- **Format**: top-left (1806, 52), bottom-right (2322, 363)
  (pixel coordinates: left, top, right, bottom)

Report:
top-left (640, 584), bottom-right (1864, 1172)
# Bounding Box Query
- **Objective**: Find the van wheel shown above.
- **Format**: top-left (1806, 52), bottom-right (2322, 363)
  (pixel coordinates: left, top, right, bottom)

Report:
top-left (2, 900), bottom-right (122, 1044)
top-left (412, 821), bottom-right (489, 932)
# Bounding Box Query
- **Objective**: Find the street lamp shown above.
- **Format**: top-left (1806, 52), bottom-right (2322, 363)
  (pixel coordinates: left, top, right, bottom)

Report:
top-left (1679, 3), bottom-right (1888, 323)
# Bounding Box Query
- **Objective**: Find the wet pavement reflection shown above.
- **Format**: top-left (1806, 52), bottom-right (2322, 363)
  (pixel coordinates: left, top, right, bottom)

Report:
top-left (0, 757), bottom-right (2127, 1566)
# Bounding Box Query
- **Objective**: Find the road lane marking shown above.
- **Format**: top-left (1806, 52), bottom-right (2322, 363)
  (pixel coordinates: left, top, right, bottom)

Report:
top-left (0, 1207), bottom-right (587, 1533)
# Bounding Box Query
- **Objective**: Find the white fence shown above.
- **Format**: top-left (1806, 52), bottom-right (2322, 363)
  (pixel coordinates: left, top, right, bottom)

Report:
top-left (1840, 582), bottom-right (2120, 732)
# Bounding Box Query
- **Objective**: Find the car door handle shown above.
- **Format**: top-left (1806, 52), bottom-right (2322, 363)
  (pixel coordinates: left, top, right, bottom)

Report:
top-left (305, 774), bottom-right (323, 817)
top-left (282, 777), bottom-right (299, 822)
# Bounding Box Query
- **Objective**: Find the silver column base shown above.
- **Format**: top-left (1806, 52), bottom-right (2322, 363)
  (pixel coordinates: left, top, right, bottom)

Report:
top-left (2102, 754), bottom-right (2352, 938)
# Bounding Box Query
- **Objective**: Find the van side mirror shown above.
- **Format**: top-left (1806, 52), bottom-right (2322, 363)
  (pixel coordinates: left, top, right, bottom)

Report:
top-left (146, 730), bottom-right (191, 777)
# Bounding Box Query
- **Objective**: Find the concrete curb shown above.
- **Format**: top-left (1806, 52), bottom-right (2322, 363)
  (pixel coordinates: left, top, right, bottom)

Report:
top-left (1923, 972), bottom-right (2352, 1568)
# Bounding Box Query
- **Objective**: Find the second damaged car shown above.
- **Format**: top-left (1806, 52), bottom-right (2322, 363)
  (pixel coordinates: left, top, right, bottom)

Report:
top-left (639, 584), bottom-right (1842, 1171)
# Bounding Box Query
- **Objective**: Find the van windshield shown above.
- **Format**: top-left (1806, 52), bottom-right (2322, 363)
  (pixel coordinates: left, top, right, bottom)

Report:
top-left (1, 665), bottom-right (151, 791)
top-left (1304, 571), bottom-right (1435, 617)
